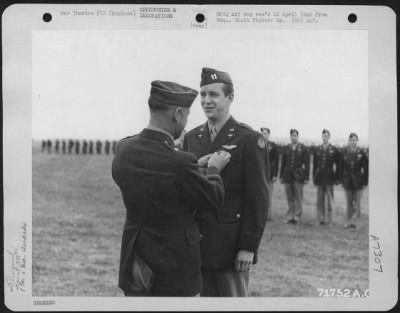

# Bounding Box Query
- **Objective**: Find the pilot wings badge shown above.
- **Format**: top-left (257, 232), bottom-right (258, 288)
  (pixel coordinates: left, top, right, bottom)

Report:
top-left (222, 145), bottom-right (237, 150)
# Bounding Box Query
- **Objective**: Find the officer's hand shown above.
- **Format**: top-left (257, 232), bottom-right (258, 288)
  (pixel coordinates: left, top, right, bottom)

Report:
top-left (272, 177), bottom-right (277, 182)
top-left (304, 180), bottom-right (309, 184)
top-left (235, 250), bottom-right (254, 272)
top-left (197, 154), bottom-right (213, 167)
top-left (208, 151), bottom-right (231, 172)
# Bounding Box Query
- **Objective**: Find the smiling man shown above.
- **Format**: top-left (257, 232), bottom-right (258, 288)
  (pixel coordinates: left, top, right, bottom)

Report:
top-left (183, 68), bottom-right (269, 297)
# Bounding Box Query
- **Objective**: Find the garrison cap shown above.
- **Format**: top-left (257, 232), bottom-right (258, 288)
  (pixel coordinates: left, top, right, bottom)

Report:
top-left (290, 128), bottom-right (299, 135)
top-left (322, 129), bottom-right (331, 136)
top-left (260, 127), bottom-right (270, 134)
top-left (148, 80), bottom-right (198, 108)
top-left (349, 132), bottom-right (358, 139)
top-left (200, 67), bottom-right (233, 87)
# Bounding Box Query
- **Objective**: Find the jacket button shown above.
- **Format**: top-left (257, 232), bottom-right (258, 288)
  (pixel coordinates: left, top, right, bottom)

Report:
top-left (200, 234), bottom-right (203, 239)
top-left (236, 213), bottom-right (241, 219)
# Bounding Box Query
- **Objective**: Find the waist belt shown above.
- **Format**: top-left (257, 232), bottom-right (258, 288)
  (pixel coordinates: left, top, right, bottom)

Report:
top-left (127, 213), bottom-right (196, 231)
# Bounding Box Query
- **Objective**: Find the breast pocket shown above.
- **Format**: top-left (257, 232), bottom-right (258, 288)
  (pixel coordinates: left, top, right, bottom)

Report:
top-left (221, 155), bottom-right (242, 191)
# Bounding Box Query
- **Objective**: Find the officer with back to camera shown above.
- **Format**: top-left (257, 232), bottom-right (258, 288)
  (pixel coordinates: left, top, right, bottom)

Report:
top-left (112, 80), bottom-right (231, 297)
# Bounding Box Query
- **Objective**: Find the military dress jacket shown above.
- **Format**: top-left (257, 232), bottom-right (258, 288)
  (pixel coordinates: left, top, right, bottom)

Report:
top-left (313, 144), bottom-right (340, 186)
top-left (339, 147), bottom-right (369, 190)
top-left (112, 129), bottom-right (224, 296)
top-left (266, 141), bottom-right (279, 182)
top-left (183, 116), bottom-right (269, 269)
top-left (280, 143), bottom-right (310, 184)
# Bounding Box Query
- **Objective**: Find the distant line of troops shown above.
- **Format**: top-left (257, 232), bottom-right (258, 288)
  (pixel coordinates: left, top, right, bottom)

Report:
top-left (41, 139), bottom-right (117, 155)
top-left (257, 128), bottom-right (368, 229)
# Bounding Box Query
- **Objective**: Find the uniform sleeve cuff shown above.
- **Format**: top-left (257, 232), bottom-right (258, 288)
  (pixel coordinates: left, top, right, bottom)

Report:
top-left (237, 231), bottom-right (261, 253)
top-left (206, 166), bottom-right (219, 175)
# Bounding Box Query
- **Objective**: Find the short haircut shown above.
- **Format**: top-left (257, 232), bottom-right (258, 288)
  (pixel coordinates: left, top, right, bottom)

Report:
top-left (222, 83), bottom-right (234, 97)
top-left (149, 101), bottom-right (176, 112)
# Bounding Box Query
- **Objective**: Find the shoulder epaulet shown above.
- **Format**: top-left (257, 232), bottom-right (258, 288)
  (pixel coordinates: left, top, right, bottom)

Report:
top-left (187, 124), bottom-right (205, 135)
top-left (238, 122), bottom-right (254, 131)
top-left (121, 134), bottom-right (137, 141)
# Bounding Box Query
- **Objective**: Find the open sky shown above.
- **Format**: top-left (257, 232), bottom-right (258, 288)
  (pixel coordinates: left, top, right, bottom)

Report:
top-left (32, 29), bottom-right (368, 145)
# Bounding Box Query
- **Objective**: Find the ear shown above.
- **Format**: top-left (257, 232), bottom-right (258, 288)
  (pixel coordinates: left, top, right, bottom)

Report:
top-left (228, 93), bottom-right (234, 102)
top-left (172, 106), bottom-right (182, 122)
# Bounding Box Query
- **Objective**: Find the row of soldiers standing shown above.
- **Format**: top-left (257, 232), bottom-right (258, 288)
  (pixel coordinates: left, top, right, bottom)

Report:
top-left (41, 139), bottom-right (117, 155)
top-left (260, 128), bottom-right (368, 229)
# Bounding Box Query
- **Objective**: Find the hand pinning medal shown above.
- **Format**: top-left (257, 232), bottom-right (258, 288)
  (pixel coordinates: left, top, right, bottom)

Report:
top-left (257, 135), bottom-right (266, 149)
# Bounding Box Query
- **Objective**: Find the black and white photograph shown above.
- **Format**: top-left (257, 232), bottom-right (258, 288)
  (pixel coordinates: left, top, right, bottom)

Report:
top-left (2, 3), bottom-right (397, 311)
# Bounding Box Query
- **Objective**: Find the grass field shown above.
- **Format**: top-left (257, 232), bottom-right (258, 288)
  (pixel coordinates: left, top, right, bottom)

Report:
top-left (32, 147), bottom-right (369, 297)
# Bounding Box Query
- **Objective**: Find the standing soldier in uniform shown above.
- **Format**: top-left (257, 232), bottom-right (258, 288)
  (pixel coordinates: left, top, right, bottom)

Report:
top-left (312, 129), bottom-right (340, 225)
top-left (105, 140), bottom-right (111, 155)
top-left (183, 68), bottom-right (269, 297)
top-left (280, 129), bottom-right (310, 224)
top-left (339, 133), bottom-right (368, 228)
top-left (260, 127), bottom-right (279, 221)
top-left (112, 80), bottom-right (231, 297)
top-left (89, 140), bottom-right (94, 154)
top-left (55, 139), bottom-right (60, 153)
top-left (96, 140), bottom-right (102, 155)
top-left (68, 139), bottom-right (74, 154)
top-left (42, 139), bottom-right (47, 153)
top-left (75, 139), bottom-right (80, 154)
top-left (62, 140), bottom-right (66, 154)
top-left (82, 140), bottom-right (88, 154)
top-left (46, 139), bottom-right (52, 154)
top-left (112, 140), bottom-right (117, 154)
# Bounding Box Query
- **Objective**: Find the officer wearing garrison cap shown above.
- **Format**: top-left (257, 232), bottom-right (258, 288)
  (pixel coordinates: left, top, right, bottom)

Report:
top-left (183, 68), bottom-right (269, 297)
top-left (112, 81), bottom-right (231, 296)
top-left (260, 127), bottom-right (279, 221)
top-left (280, 129), bottom-right (310, 224)
top-left (313, 129), bottom-right (340, 225)
top-left (339, 132), bottom-right (368, 229)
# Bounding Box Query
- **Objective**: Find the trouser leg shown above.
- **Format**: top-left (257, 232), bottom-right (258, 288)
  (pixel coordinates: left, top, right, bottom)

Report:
top-left (201, 268), bottom-right (219, 296)
top-left (284, 183), bottom-right (295, 220)
top-left (293, 182), bottom-right (304, 221)
top-left (201, 268), bottom-right (250, 297)
top-left (215, 268), bottom-right (250, 297)
top-left (267, 181), bottom-right (274, 220)
top-left (352, 189), bottom-right (362, 224)
top-left (325, 185), bottom-right (334, 224)
top-left (345, 189), bottom-right (354, 225)
top-left (316, 186), bottom-right (325, 223)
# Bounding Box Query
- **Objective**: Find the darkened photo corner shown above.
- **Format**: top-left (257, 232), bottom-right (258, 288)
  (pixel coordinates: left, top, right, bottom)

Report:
top-left (32, 28), bottom-right (369, 297)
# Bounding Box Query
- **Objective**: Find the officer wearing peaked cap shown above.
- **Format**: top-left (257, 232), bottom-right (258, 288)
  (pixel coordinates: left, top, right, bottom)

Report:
top-left (112, 80), bottom-right (231, 297)
top-left (183, 68), bottom-right (269, 297)
top-left (313, 129), bottom-right (340, 225)
top-left (280, 129), bottom-right (310, 224)
top-left (339, 132), bottom-right (368, 229)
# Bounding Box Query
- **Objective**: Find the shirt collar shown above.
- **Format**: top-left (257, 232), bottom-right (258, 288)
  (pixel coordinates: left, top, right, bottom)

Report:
top-left (207, 114), bottom-right (231, 135)
top-left (147, 125), bottom-right (174, 142)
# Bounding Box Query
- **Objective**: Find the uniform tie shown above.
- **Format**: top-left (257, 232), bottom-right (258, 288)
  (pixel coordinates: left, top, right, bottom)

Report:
top-left (210, 127), bottom-right (217, 142)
